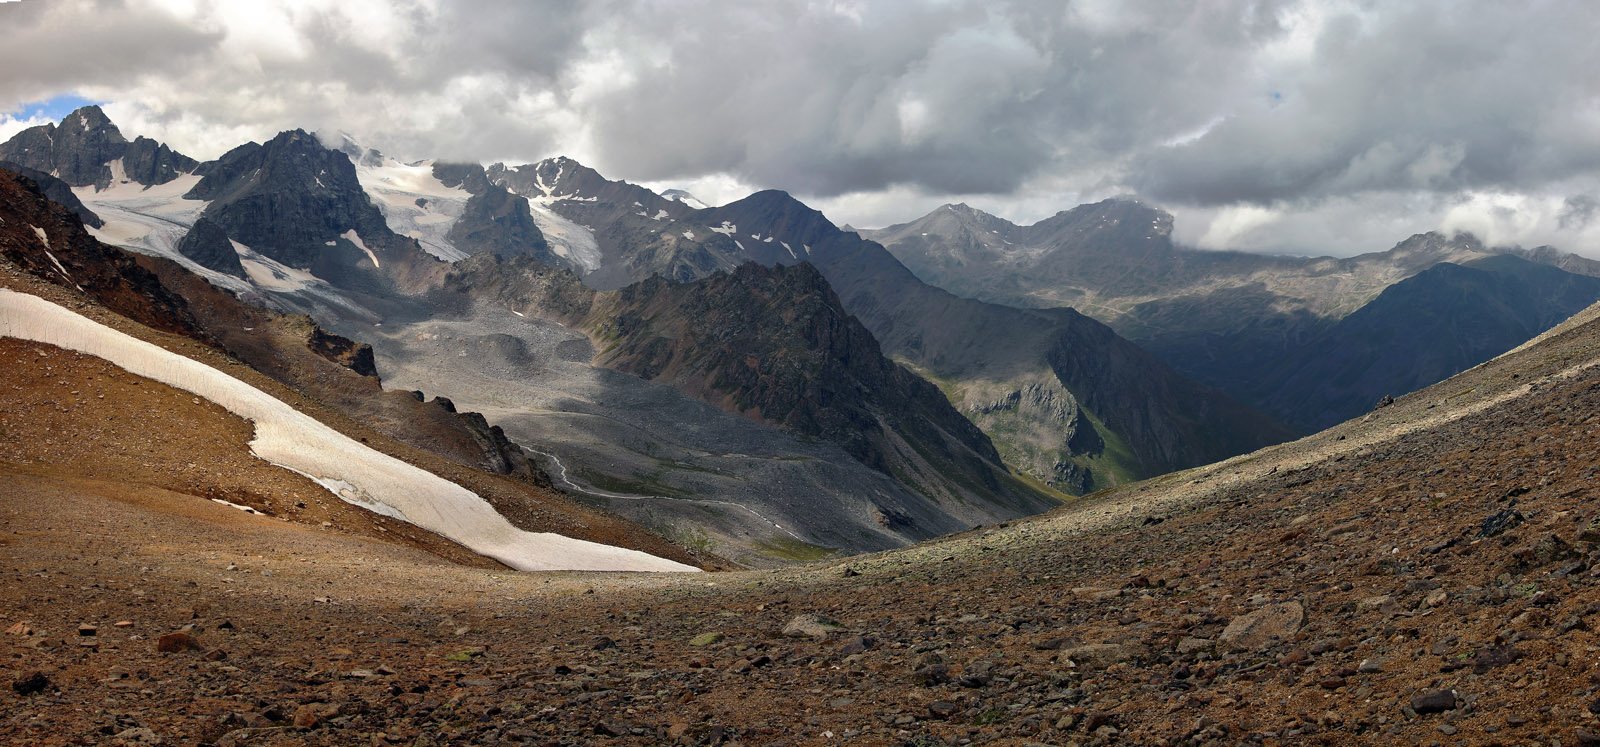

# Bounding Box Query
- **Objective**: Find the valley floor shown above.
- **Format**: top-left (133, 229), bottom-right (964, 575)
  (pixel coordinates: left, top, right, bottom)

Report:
top-left (7, 305), bottom-right (1600, 746)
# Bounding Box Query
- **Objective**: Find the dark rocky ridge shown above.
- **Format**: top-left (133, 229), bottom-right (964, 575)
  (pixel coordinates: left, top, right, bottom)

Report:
top-left (431, 162), bottom-right (557, 264)
top-left (175, 217), bottom-right (246, 278)
top-left (0, 105), bottom-right (196, 188)
top-left (587, 262), bottom-right (1055, 516)
top-left (185, 129), bottom-right (404, 275)
top-left (488, 159), bottom-right (794, 288)
top-left (0, 162), bottom-right (102, 227)
top-left (435, 253), bottom-right (1057, 521)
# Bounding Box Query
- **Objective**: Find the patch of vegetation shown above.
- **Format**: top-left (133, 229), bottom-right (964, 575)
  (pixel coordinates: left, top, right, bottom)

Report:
top-left (973, 709), bottom-right (1009, 726)
top-left (661, 524), bottom-right (715, 554)
top-left (753, 535), bottom-right (837, 563)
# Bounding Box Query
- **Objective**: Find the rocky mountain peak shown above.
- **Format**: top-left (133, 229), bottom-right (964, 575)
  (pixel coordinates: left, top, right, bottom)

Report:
top-left (0, 105), bottom-right (194, 188)
top-left (185, 128), bottom-right (399, 271)
top-left (706, 189), bottom-right (836, 249)
top-left (1024, 197), bottom-right (1175, 246)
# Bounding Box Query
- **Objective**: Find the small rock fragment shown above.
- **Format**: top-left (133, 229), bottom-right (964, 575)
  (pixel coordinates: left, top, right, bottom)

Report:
top-left (156, 632), bottom-right (203, 653)
top-left (1061, 642), bottom-right (1151, 669)
top-left (1410, 689), bottom-right (1458, 715)
top-left (1219, 602), bottom-right (1304, 651)
top-left (782, 613), bottom-right (844, 639)
top-left (11, 670), bottom-right (52, 696)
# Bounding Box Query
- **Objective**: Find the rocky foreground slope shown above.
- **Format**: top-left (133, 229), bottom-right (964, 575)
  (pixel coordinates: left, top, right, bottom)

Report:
top-left (6, 243), bottom-right (1600, 743)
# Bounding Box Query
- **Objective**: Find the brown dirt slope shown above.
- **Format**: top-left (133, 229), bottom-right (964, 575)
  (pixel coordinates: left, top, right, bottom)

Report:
top-left (4, 304), bottom-right (1600, 743)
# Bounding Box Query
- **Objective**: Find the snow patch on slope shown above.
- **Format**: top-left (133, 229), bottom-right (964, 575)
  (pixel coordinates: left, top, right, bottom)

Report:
top-left (353, 159), bottom-right (470, 262)
top-left (342, 229), bottom-right (379, 268)
top-left (0, 290), bottom-right (696, 573)
top-left (524, 196), bottom-right (602, 273)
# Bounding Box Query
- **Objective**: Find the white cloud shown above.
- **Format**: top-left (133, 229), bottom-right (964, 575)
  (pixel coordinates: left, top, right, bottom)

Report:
top-left (6, 0), bottom-right (1600, 256)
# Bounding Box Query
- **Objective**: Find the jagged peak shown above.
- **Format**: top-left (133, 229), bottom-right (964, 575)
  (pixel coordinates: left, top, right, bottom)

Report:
top-left (61, 104), bottom-right (114, 131)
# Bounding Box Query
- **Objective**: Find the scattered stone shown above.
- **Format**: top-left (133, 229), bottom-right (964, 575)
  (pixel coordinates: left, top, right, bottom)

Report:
top-left (112, 727), bottom-right (164, 745)
top-left (838, 635), bottom-right (875, 655)
top-left (1478, 510), bottom-right (1524, 539)
top-left (156, 632), bottom-right (203, 653)
top-left (1578, 728), bottom-right (1600, 747)
top-left (1472, 645), bottom-right (1525, 675)
top-left (1357, 658), bottom-right (1385, 674)
top-left (4, 622), bottom-right (31, 636)
top-left (591, 636), bottom-right (617, 650)
top-left (1176, 637), bottom-right (1213, 654)
top-left (1219, 602), bottom-right (1304, 651)
top-left (927, 701), bottom-right (959, 719)
top-left (293, 704), bottom-right (325, 729)
top-left (1423, 590), bottom-right (1448, 608)
top-left (113, 620), bottom-right (134, 628)
top-left (1356, 595), bottom-right (1393, 612)
top-left (11, 670), bottom-right (52, 696)
top-left (1410, 689), bottom-right (1458, 714)
top-left (782, 614), bottom-right (844, 639)
top-left (77, 624), bottom-right (97, 636)
top-left (1061, 642), bottom-right (1150, 669)
top-left (689, 632), bottom-right (725, 646)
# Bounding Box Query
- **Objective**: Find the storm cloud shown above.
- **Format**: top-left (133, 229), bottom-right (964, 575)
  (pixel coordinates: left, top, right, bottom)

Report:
top-left (3, 0), bottom-right (1600, 256)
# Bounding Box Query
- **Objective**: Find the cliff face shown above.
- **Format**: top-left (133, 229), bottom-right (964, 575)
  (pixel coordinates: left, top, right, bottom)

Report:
top-left (584, 262), bottom-right (1057, 518)
top-left (175, 217), bottom-right (246, 278)
top-left (0, 162), bottom-right (102, 228)
top-left (431, 162), bottom-right (556, 263)
top-left (186, 129), bottom-right (401, 274)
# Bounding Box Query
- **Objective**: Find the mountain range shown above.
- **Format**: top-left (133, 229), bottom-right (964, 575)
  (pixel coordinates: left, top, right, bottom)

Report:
top-left (8, 142), bottom-right (1600, 740)
top-left (7, 103), bottom-right (1593, 564)
top-left (867, 200), bottom-right (1600, 431)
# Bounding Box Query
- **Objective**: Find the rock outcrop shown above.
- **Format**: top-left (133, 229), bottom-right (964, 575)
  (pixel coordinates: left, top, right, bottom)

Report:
top-left (175, 217), bottom-right (246, 278)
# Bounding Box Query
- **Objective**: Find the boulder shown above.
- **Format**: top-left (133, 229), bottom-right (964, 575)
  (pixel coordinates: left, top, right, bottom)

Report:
top-left (1219, 602), bottom-right (1304, 651)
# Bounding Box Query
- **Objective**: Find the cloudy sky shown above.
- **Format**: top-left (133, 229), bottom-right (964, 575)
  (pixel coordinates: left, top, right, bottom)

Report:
top-left (3, 0), bottom-right (1599, 257)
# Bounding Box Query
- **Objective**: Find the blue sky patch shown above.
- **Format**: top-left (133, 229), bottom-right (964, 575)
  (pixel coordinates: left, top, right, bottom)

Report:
top-left (11, 94), bottom-right (103, 123)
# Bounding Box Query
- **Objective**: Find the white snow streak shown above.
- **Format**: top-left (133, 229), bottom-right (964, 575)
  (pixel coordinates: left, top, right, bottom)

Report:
top-left (342, 229), bottom-right (379, 268)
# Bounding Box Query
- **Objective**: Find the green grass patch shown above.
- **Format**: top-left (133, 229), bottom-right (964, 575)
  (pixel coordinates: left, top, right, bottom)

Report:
top-left (753, 535), bottom-right (837, 563)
